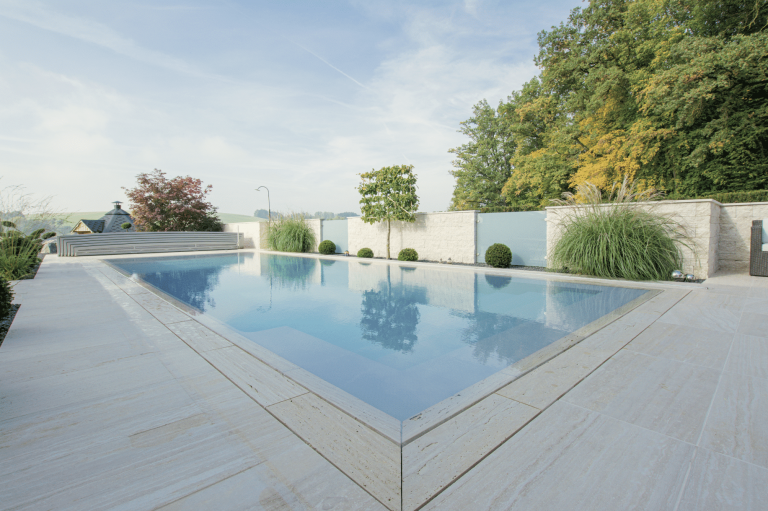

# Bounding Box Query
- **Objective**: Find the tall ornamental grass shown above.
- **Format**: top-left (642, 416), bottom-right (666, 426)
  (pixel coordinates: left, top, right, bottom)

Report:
top-left (550, 177), bottom-right (690, 281)
top-left (267, 215), bottom-right (316, 253)
top-left (0, 226), bottom-right (47, 280)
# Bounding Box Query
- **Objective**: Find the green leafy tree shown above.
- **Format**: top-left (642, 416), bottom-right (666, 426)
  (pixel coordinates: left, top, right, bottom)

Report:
top-left (450, 0), bottom-right (768, 203)
top-left (449, 99), bottom-right (516, 210)
top-left (638, 31), bottom-right (768, 194)
top-left (357, 165), bottom-right (419, 260)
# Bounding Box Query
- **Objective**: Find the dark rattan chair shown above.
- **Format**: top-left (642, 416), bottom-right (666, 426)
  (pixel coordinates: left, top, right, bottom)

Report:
top-left (750, 220), bottom-right (768, 276)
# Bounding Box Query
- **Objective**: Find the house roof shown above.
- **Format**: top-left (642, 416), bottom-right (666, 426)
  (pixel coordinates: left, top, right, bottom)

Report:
top-left (71, 201), bottom-right (135, 234)
top-left (73, 219), bottom-right (105, 233)
top-left (101, 202), bottom-right (134, 233)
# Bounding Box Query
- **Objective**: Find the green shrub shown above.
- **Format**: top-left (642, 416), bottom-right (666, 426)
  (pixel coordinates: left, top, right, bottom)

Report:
top-left (485, 243), bottom-right (512, 268)
top-left (357, 247), bottom-right (373, 258)
top-left (550, 177), bottom-right (688, 281)
top-left (121, 222), bottom-right (132, 230)
top-left (0, 277), bottom-right (13, 319)
top-left (398, 248), bottom-right (418, 261)
top-left (319, 240), bottom-right (336, 255)
top-left (0, 230), bottom-right (44, 280)
top-left (267, 215), bottom-right (316, 253)
top-left (703, 189), bottom-right (768, 204)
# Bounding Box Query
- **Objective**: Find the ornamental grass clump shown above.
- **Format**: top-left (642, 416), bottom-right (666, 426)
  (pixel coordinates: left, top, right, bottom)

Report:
top-left (267, 214), bottom-right (316, 253)
top-left (0, 224), bottom-right (49, 280)
top-left (550, 177), bottom-right (689, 281)
top-left (0, 276), bottom-right (13, 319)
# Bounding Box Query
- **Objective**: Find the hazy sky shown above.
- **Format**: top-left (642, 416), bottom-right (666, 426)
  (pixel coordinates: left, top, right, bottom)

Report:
top-left (1, 0), bottom-right (581, 215)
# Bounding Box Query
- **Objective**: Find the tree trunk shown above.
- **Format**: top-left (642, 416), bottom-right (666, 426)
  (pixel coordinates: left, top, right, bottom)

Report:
top-left (386, 218), bottom-right (391, 259)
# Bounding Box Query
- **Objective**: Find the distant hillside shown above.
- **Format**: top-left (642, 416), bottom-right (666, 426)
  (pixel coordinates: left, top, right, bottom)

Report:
top-left (55, 212), bottom-right (263, 232)
top-left (217, 213), bottom-right (264, 224)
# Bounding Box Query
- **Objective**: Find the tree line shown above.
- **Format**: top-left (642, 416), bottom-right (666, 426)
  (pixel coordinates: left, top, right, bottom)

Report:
top-left (449, 0), bottom-right (768, 211)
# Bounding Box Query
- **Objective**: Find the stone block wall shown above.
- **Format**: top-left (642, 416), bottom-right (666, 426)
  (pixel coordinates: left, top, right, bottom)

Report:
top-left (222, 222), bottom-right (265, 249)
top-left (346, 211), bottom-right (477, 263)
top-left (719, 202), bottom-right (768, 272)
top-left (307, 219), bottom-right (322, 253)
top-left (224, 220), bottom-right (320, 251)
top-left (546, 200), bottom-right (719, 279)
top-left (226, 199), bottom-right (768, 279)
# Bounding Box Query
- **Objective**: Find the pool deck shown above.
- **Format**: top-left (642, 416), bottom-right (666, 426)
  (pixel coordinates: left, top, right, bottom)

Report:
top-left (2, 253), bottom-right (767, 510)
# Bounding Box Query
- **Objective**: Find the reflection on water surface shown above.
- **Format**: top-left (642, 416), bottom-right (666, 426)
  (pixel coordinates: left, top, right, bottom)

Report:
top-left (110, 253), bottom-right (647, 420)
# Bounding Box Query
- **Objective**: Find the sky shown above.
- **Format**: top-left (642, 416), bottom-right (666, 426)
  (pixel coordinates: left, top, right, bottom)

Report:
top-left (0, 0), bottom-right (582, 216)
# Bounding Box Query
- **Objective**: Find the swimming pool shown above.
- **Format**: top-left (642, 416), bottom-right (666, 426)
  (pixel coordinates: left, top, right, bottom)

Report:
top-left (109, 252), bottom-right (648, 421)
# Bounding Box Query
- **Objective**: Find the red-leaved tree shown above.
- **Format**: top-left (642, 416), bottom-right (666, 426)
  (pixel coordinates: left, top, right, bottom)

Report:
top-left (123, 169), bottom-right (223, 232)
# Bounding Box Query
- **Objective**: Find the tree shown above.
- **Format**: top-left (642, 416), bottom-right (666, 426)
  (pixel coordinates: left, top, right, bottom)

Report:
top-left (450, 0), bottom-right (768, 203)
top-left (638, 31), bottom-right (768, 194)
top-left (357, 165), bottom-right (419, 259)
top-left (448, 99), bottom-right (517, 210)
top-left (123, 169), bottom-right (223, 232)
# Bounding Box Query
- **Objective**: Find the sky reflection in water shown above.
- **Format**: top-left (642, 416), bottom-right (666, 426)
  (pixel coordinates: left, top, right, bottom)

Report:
top-left (111, 253), bottom-right (647, 420)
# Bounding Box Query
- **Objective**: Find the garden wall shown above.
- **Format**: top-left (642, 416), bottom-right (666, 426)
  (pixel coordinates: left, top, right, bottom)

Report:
top-left (346, 211), bottom-right (477, 263)
top-left (223, 222), bottom-right (265, 249)
top-left (223, 198), bottom-right (768, 280)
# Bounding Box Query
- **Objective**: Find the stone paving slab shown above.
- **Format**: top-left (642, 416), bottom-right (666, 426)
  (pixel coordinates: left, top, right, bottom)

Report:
top-left (3, 256), bottom-right (768, 510)
top-left (1, 257), bottom-right (385, 511)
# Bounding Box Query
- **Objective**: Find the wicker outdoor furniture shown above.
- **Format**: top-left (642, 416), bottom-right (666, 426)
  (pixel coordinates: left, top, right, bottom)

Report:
top-left (750, 219), bottom-right (768, 276)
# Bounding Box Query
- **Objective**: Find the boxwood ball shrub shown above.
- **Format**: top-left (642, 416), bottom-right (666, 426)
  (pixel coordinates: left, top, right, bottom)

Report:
top-left (398, 248), bottom-right (418, 261)
top-left (485, 243), bottom-right (512, 268)
top-left (357, 247), bottom-right (374, 258)
top-left (318, 240), bottom-right (336, 255)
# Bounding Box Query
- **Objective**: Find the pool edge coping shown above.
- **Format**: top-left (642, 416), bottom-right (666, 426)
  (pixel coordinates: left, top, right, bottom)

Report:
top-left (99, 252), bottom-right (665, 444)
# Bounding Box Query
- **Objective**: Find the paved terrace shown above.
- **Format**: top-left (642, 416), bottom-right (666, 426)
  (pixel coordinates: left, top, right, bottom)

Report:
top-left (1, 255), bottom-right (767, 510)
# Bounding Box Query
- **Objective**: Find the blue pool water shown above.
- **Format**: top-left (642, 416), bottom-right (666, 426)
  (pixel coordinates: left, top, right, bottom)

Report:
top-left (110, 253), bottom-right (647, 420)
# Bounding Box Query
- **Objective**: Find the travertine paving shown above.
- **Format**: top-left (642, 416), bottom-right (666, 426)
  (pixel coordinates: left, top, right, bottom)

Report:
top-left (425, 271), bottom-right (768, 510)
top-left (2, 257), bottom-right (766, 510)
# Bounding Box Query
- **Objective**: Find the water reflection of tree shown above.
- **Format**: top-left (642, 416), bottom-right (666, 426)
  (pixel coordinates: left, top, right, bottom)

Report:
top-left (359, 271), bottom-right (425, 353)
top-left (266, 255), bottom-right (318, 290)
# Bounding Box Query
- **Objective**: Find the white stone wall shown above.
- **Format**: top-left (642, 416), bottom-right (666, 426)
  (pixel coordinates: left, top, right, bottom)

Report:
top-left (307, 219), bottom-right (322, 252)
top-left (718, 202), bottom-right (768, 272)
top-left (223, 221), bottom-right (267, 249)
top-left (546, 200), bottom-right (718, 279)
top-left (225, 219), bottom-right (320, 251)
top-left (347, 211), bottom-right (477, 263)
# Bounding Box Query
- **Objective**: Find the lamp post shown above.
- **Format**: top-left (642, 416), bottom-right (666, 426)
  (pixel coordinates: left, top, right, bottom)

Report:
top-left (255, 186), bottom-right (271, 225)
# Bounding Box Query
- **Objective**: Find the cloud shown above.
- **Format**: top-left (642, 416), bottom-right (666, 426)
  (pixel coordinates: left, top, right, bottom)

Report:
top-left (0, 0), bottom-right (577, 215)
top-left (0, 0), bottom-right (206, 77)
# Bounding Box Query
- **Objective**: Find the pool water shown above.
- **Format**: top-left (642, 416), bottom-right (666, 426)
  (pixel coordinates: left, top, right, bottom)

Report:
top-left (110, 253), bottom-right (647, 420)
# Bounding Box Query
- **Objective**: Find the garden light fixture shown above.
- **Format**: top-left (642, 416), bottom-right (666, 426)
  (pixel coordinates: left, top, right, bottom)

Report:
top-left (255, 186), bottom-right (271, 225)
